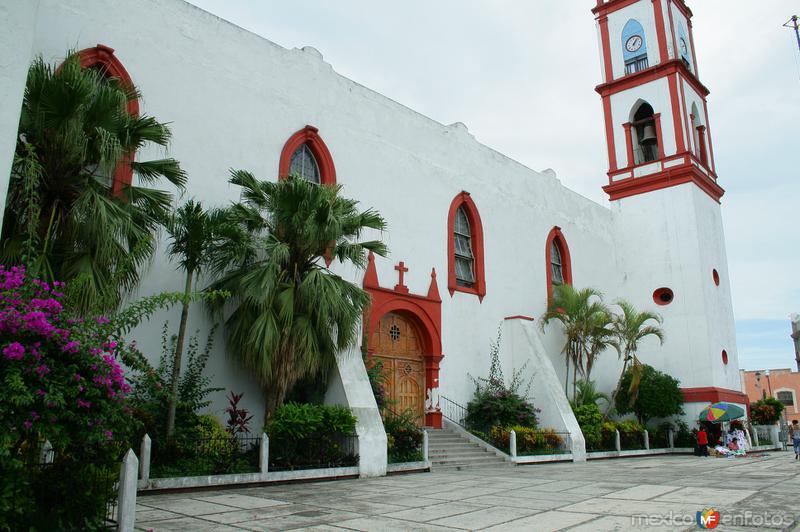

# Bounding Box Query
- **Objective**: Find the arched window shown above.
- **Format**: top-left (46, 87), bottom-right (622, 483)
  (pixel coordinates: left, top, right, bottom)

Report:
top-left (632, 101), bottom-right (659, 164)
top-left (77, 45), bottom-right (138, 195)
top-left (545, 227), bottom-right (572, 302)
top-left (622, 19), bottom-right (648, 75)
top-left (447, 192), bottom-right (485, 301)
top-left (289, 144), bottom-right (320, 183)
top-left (279, 125), bottom-right (336, 185)
top-left (453, 207), bottom-right (474, 286)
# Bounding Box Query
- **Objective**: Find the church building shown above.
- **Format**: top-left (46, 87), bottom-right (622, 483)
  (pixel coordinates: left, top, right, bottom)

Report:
top-left (0, 0), bottom-right (748, 469)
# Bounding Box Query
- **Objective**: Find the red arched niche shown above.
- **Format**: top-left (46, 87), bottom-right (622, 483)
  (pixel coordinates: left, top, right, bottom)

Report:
top-left (545, 226), bottom-right (573, 302)
top-left (77, 45), bottom-right (138, 196)
top-left (447, 191), bottom-right (486, 301)
top-left (363, 252), bottom-right (443, 428)
top-left (278, 125), bottom-right (337, 185)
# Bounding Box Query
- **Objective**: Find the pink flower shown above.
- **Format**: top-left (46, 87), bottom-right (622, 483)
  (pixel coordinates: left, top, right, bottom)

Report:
top-left (63, 340), bottom-right (80, 353)
top-left (96, 316), bottom-right (109, 325)
top-left (77, 399), bottom-right (91, 408)
top-left (3, 342), bottom-right (24, 360)
top-left (34, 364), bottom-right (50, 378)
top-left (104, 430), bottom-right (113, 440)
top-left (22, 420), bottom-right (32, 430)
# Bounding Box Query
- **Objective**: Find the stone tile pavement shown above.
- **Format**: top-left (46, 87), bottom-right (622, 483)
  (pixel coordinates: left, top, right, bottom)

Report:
top-left (135, 452), bottom-right (800, 531)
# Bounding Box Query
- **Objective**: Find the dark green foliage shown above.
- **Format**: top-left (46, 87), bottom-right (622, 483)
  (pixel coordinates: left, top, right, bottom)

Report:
top-left (384, 411), bottom-right (423, 463)
top-left (750, 397), bottom-right (785, 425)
top-left (673, 421), bottom-right (695, 447)
top-left (267, 403), bottom-right (359, 470)
top-left (465, 328), bottom-right (538, 433)
top-left (573, 403), bottom-right (603, 449)
top-left (128, 323), bottom-right (222, 443)
top-left (3, 53), bottom-right (186, 314)
top-left (206, 173), bottom-right (387, 417)
top-left (615, 364), bottom-right (684, 424)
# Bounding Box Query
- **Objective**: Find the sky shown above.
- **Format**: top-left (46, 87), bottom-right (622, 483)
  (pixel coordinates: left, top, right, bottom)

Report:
top-left (185, 0), bottom-right (800, 371)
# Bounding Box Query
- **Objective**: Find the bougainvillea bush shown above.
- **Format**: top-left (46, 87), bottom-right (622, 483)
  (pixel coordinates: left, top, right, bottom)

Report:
top-left (0, 266), bottom-right (142, 530)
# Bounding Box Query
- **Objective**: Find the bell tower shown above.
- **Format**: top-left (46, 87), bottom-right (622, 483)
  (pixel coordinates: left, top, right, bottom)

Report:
top-left (592, 0), bottom-right (749, 415)
top-left (592, 0), bottom-right (722, 202)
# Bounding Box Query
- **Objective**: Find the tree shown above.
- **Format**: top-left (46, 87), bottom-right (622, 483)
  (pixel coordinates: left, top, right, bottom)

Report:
top-left (208, 173), bottom-right (387, 418)
top-left (541, 285), bottom-right (612, 400)
top-left (2, 53), bottom-right (186, 314)
top-left (750, 397), bottom-right (785, 425)
top-left (610, 300), bottom-right (664, 404)
top-left (163, 200), bottom-right (228, 437)
top-left (615, 364), bottom-right (684, 424)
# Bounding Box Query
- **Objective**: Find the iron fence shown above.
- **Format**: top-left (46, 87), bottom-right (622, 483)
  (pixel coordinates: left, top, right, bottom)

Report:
top-left (440, 395), bottom-right (468, 428)
top-left (649, 429), bottom-right (670, 449)
top-left (588, 430), bottom-right (618, 452)
top-left (5, 444), bottom-right (120, 530)
top-left (151, 434), bottom-right (261, 478)
top-left (268, 433), bottom-right (358, 472)
top-left (515, 430), bottom-right (572, 456)
top-left (619, 430), bottom-right (645, 450)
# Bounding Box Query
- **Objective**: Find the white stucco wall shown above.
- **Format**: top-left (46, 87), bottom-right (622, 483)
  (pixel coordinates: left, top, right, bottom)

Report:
top-left (0, 0), bottom-right (742, 433)
top-left (0, 0), bottom-right (40, 216)
top-left (605, 2), bottom-right (662, 80)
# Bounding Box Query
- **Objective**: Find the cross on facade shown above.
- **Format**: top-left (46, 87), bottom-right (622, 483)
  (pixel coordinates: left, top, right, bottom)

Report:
top-left (394, 261), bottom-right (409, 293)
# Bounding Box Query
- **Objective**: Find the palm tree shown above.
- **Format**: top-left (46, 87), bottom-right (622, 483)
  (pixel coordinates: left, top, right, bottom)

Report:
top-left (571, 379), bottom-right (611, 410)
top-left (164, 200), bottom-right (229, 437)
top-left (610, 300), bottom-right (664, 405)
top-left (208, 172), bottom-right (387, 418)
top-left (541, 285), bottom-right (611, 400)
top-left (2, 53), bottom-right (186, 314)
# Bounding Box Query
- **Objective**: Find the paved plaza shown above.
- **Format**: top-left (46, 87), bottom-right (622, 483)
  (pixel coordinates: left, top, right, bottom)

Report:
top-left (135, 452), bottom-right (800, 531)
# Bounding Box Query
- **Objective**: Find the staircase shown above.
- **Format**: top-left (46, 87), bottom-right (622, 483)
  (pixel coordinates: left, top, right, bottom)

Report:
top-left (427, 427), bottom-right (508, 470)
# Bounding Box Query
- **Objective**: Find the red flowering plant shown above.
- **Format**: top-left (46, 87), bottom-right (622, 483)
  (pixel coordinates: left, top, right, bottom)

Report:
top-left (0, 265), bottom-right (148, 529)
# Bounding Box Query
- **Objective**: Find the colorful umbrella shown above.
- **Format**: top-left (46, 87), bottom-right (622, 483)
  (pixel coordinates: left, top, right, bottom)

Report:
top-left (699, 402), bottom-right (745, 423)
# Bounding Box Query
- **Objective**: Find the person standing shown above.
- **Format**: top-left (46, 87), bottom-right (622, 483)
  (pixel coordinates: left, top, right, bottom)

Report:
top-left (696, 426), bottom-right (709, 457)
top-left (790, 420), bottom-right (800, 460)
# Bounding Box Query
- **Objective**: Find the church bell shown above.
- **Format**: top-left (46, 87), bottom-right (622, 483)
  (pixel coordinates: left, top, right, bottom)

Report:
top-left (639, 124), bottom-right (658, 145)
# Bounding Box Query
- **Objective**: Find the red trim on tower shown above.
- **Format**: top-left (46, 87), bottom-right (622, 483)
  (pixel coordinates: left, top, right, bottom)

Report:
top-left (697, 125), bottom-right (708, 166)
top-left (278, 125), bottom-right (337, 185)
top-left (595, 59), bottom-right (709, 98)
top-left (603, 96), bottom-right (618, 171)
top-left (593, 0), bottom-right (691, 18)
top-left (654, 113), bottom-right (664, 159)
top-left (688, 19), bottom-right (700, 78)
top-left (652, 0), bottom-right (670, 62)
top-left (666, 0), bottom-right (679, 62)
top-left (447, 192), bottom-right (486, 302)
top-left (603, 161), bottom-right (724, 202)
top-left (77, 45), bottom-right (138, 196)
top-left (680, 387), bottom-right (749, 407)
top-left (363, 252), bottom-right (443, 428)
top-left (545, 227), bottom-right (573, 303)
top-left (623, 123), bottom-right (634, 167)
top-left (667, 73), bottom-right (686, 152)
top-left (701, 100), bottom-right (717, 173)
top-left (678, 76), bottom-right (693, 158)
top-left (598, 16), bottom-right (614, 83)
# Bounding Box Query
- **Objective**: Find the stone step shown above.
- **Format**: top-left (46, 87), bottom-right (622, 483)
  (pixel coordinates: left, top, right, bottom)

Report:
top-left (430, 455), bottom-right (505, 465)
top-left (429, 441), bottom-right (483, 448)
top-left (434, 462), bottom-right (510, 471)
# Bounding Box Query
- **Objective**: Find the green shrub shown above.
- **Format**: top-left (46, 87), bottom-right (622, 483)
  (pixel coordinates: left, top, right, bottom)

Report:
top-left (267, 403), bottom-right (358, 470)
top-left (750, 397), bottom-right (785, 425)
top-left (615, 365), bottom-right (684, 424)
top-left (489, 426), bottom-right (566, 455)
top-left (573, 403), bottom-right (603, 449)
top-left (384, 411), bottom-right (423, 463)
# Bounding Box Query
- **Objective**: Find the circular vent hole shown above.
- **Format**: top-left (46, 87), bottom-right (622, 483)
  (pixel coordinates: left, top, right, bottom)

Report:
top-left (713, 269), bottom-right (720, 286)
top-left (722, 350), bottom-right (728, 365)
top-left (653, 287), bottom-right (674, 306)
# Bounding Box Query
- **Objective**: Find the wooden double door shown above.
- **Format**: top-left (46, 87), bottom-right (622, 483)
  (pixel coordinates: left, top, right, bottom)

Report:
top-left (371, 312), bottom-right (425, 425)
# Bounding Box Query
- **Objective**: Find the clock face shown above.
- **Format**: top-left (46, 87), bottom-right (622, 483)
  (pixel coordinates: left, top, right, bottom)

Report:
top-left (679, 37), bottom-right (688, 55)
top-left (626, 35), bottom-right (643, 53)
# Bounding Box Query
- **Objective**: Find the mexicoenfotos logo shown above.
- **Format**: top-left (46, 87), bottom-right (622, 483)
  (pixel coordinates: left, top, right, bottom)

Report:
top-left (696, 508), bottom-right (721, 529)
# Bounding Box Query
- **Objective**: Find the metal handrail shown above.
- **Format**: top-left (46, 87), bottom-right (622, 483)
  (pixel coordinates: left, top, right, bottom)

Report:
top-left (440, 395), bottom-right (468, 428)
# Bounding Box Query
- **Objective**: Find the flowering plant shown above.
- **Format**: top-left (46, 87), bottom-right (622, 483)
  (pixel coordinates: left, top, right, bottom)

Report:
top-left (0, 265), bottom-right (143, 529)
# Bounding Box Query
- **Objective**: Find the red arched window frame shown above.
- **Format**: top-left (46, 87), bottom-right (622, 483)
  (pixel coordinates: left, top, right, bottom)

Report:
top-left (278, 125), bottom-right (337, 185)
top-left (447, 192), bottom-right (486, 302)
top-left (545, 226), bottom-right (572, 302)
top-left (77, 45), bottom-right (138, 197)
